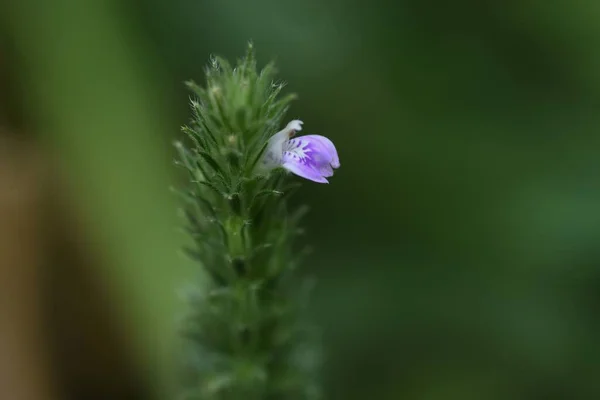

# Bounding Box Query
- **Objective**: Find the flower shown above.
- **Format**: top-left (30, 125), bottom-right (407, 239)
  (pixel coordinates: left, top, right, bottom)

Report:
top-left (261, 120), bottom-right (340, 183)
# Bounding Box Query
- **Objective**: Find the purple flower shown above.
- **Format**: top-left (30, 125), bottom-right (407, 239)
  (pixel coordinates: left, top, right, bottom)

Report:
top-left (261, 120), bottom-right (340, 183)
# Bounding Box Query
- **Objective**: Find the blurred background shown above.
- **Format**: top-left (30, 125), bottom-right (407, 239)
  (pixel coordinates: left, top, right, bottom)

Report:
top-left (2, 0), bottom-right (600, 399)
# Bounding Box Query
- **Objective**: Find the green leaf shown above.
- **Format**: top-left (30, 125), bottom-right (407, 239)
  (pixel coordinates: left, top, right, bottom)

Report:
top-left (191, 101), bottom-right (220, 147)
top-left (196, 149), bottom-right (225, 176)
top-left (184, 79), bottom-right (205, 98)
top-left (246, 139), bottom-right (270, 174)
top-left (197, 180), bottom-right (226, 198)
top-left (212, 55), bottom-right (233, 76)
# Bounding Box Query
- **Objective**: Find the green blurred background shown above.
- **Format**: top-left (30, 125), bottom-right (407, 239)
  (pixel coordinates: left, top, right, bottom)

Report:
top-left (2, 0), bottom-right (600, 399)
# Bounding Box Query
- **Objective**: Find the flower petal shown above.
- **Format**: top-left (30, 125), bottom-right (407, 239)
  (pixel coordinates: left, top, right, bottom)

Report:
top-left (282, 157), bottom-right (329, 183)
top-left (261, 120), bottom-right (303, 169)
top-left (284, 134), bottom-right (340, 178)
top-left (285, 120), bottom-right (303, 134)
top-left (301, 135), bottom-right (340, 169)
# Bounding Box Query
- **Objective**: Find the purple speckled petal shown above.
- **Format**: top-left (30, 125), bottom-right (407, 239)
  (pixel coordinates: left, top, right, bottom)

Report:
top-left (281, 134), bottom-right (340, 183)
top-left (300, 135), bottom-right (340, 169)
top-left (282, 158), bottom-right (329, 183)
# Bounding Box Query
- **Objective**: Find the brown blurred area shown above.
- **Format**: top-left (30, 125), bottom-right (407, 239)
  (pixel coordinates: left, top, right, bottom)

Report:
top-left (0, 57), bottom-right (149, 400)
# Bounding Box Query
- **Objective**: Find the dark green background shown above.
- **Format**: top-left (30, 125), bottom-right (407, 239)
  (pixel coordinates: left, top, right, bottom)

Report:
top-left (3, 0), bottom-right (600, 398)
